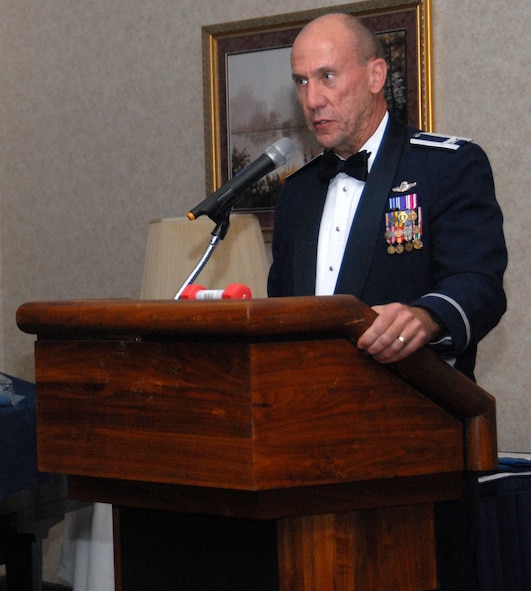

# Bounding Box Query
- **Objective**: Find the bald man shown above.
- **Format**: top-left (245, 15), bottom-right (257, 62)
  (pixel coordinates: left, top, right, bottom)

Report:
top-left (268, 13), bottom-right (507, 380)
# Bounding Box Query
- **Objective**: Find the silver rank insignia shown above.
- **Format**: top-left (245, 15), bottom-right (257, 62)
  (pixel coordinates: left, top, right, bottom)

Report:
top-left (410, 132), bottom-right (473, 150)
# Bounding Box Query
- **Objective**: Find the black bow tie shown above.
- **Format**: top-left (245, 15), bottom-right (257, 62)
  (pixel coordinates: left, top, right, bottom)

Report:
top-left (318, 149), bottom-right (371, 183)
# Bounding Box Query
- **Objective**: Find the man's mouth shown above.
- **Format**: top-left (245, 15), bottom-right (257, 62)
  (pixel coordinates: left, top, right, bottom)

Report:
top-left (313, 119), bottom-right (332, 129)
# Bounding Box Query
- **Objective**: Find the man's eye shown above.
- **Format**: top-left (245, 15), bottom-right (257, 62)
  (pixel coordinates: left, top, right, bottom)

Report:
top-left (294, 77), bottom-right (308, 86)
top-left (323, 72), bottom-right (335, 81)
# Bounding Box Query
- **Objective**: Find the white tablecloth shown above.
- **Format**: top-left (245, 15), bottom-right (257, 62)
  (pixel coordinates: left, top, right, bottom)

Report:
top-left (58, 503), bottom-right (115, 591)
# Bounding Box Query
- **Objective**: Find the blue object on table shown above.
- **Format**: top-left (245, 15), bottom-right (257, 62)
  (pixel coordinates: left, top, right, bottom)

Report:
top-left (0, 373), bottom-right (25, 407)
top-left (0, 374), bottom-right (50, 500)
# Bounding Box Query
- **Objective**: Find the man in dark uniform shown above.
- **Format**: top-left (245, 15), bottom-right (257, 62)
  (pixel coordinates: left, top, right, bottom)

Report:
top-left (268, 12), bottom-right (507, 380)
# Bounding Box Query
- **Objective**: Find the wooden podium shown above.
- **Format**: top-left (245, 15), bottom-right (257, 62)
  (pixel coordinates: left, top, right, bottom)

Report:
top-left (16, 296), bottom-right (497, 591)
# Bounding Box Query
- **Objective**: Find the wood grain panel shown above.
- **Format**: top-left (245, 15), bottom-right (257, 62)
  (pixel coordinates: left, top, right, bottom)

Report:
top-left (278, 505), bottom-right (437, 591)
top-left (34, 334), bottom-right (463, 490)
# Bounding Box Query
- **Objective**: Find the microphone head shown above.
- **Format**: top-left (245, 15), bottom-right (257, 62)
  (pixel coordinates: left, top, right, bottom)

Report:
top-left (264, 137), bottom-right (296, 168)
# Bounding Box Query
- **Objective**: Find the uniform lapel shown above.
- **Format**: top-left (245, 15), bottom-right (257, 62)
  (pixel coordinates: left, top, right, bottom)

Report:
top-left (292, 179), bottom-right (328, 295)
top-left (335, 115), bottom-right (408, 296)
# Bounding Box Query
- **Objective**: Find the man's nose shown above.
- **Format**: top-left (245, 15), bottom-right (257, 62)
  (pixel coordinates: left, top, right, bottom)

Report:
top-left (304, 82), bottom-right (326, 110)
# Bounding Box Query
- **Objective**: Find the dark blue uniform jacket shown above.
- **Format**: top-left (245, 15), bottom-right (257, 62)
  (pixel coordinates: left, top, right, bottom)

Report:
top-left (268, 113), bottom-right (508, 379)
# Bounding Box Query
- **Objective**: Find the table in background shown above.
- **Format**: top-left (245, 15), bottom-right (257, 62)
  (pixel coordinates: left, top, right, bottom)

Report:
top-left (437, 465), bottom-right (531, 591)
top-left (0, 375), bottom-right (82, 591)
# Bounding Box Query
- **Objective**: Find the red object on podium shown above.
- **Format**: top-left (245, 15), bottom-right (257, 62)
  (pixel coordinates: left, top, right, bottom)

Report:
top-left (180, 283), bottom-right (252, 300)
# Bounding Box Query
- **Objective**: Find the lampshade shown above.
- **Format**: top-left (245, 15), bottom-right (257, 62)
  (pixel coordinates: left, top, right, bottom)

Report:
top-left (140, 214), bottom-right (271, 299)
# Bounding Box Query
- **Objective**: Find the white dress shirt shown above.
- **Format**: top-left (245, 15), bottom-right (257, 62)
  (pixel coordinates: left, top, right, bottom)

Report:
top-left (315, 112), bottom-right (389, 295)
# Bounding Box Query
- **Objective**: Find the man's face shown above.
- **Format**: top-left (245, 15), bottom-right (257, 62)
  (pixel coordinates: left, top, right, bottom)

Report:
top-left (291, 23), bottom-right (384, 158)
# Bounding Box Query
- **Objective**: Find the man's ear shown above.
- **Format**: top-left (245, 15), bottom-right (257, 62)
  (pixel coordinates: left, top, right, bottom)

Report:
top-left (369, 58), bottom-right (388, 94)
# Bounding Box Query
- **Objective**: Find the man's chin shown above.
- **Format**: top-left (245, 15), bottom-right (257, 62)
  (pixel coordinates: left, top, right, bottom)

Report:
top-left (312, 131), bottom-right (336, 150)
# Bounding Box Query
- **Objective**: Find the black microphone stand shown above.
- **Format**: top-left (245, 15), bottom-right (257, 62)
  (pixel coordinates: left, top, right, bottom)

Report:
top-left (173, 211), bottom-right (231, 300)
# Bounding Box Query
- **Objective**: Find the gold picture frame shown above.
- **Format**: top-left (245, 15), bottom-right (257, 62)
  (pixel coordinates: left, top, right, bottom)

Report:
top-left (202, 0), bottom-right (433, 234)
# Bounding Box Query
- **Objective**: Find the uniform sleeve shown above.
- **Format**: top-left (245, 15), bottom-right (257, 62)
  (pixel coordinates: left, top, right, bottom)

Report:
top-left (410, 142), bottom-right (507, 354)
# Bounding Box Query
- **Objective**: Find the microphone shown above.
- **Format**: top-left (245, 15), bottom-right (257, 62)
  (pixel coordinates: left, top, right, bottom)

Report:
top-left (187, 137), bottom-right (296, 221)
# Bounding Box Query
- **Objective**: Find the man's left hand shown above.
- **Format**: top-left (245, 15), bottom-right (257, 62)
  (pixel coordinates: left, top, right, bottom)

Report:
top-left (356, 303), bottom-right (440, 363)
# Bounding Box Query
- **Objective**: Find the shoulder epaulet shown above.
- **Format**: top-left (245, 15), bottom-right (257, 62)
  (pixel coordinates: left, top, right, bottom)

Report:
top-left (285, 153), bottom-right (323, 180)
top-left (410, 132), bottom-right (473, 151)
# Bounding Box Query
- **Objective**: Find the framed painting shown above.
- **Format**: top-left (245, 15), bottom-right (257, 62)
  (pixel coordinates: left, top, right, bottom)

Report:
top-left (202, 0), bottom-right (433, 237)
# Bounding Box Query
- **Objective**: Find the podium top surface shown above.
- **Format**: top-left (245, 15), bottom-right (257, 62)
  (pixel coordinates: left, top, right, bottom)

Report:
top-left (17, 295), bottom-right (371, 338)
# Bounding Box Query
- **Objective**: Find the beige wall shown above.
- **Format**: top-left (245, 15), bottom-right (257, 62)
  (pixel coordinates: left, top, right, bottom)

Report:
top-left (1, 0), bottom-right (529, 451)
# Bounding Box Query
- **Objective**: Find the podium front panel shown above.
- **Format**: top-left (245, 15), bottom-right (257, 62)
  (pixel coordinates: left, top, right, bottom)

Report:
top-left (33, 332), bottom-right (464, 491)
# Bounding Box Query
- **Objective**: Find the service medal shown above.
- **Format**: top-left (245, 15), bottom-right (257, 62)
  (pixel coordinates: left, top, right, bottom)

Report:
top-left (384, 193), bottom-right (423, 255)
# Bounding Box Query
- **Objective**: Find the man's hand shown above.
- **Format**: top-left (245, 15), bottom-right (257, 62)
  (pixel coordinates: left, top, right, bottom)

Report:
top-left (356, 303), bottom-right (441, 363)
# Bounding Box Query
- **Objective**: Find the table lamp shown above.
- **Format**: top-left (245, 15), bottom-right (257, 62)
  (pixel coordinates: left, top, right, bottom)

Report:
top-left (140, 214), bottom-right (270, 300)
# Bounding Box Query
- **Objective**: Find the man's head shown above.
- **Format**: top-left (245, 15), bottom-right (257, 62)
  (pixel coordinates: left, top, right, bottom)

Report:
top-left (291, 13), bottom-right (388, 158)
